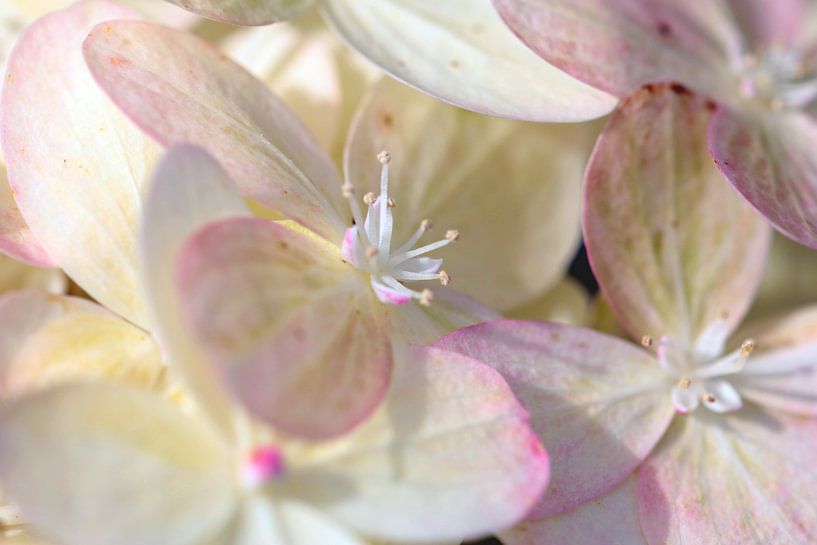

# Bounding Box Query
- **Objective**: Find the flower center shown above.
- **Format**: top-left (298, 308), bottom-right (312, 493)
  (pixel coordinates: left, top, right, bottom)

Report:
top-left (736, 45), bottom-right (817, 110)
top-left (642, 319), bottom-right (756, 414)
top-left (340, 151), bottom-right (458, 306)
top-left (241, 445), bottom-right (285, 489)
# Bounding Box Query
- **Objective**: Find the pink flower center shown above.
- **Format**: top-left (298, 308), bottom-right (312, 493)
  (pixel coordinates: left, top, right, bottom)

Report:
top-left (241, 445), bottom-right (285, 488)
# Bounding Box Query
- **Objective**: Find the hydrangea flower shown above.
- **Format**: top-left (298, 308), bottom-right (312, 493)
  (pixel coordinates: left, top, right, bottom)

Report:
top-left (155, 0), bottom-right (616, 122)
top-left (438, 84), bottom-right (817, 545)
top-left (494, 0), bottom-right (817, 248)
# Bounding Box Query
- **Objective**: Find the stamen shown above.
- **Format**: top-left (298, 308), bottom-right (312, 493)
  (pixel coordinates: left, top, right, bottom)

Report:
top-left (678, 377), bottom-right (691, 389)
top-left (641, 335), bottom-right (654, 348)
top-left (438, 270), bottom-right (450, 286)
top-left (387, 197), bottom-right (396, 208)
top-left (341, 182), bottom-right (354, 198)
top-left (739, 339), bottom-right (756, 359)
top-left (445, 229), bottom-right (460, 241)
top-left (421, 219), bottom-right (433, 231)
top-left (419, 289), bottom-right (434, 306)
top-left (704, 393), bottom-right (717, 403)
top-left (363, 192), bottom-right (375, 205)
top-left (377, 150), bottom-right (391, 164)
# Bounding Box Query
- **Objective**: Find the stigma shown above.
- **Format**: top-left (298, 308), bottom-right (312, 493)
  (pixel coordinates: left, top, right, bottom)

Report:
top-left (241, 445), bottom-right (285, 489)
top-left (340, 151), bottom-right (458, 306)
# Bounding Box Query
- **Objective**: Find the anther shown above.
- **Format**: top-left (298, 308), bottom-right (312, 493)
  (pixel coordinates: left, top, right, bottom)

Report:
top-left (363, 192), bottom-right (376, 205)
top-left (387, 197), bottom-right (396, 208)
top-left (420, 219), bottom-right (433, 231)
top-left (641, 335), bottom-right (654, 348)
top-left (704, 393), bottom-right (717, 403)
top-left (419, 289), bottom-right (434, 306)
top-left (739, 339), bottom-right (756, 359)
top-left (678, 378), bottom-right (691, 389)
top-left (438, 270), bottom-right (450, 286)
top-left (377, 150), bottom-right (391, 164)
top-left (366, 246), bottom-right (379, 258)
top-left (445, 230), bottom-right (460, 242)
top-left (341, 182), bottom-right (354, 197)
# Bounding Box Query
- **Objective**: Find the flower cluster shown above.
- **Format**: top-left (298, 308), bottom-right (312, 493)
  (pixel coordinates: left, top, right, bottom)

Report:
top-left (0, 1), bottom-right (814, 545)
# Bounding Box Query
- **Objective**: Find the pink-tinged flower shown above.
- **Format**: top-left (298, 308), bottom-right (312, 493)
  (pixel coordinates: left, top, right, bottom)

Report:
top-left (495, 0), bottom-right (817, 248)
top-left (157, 0), bottom-right (617, 122)
top-left (0, 321), bottom-right (550, 545)
top-left (438, 85), bottom-right (817, 545)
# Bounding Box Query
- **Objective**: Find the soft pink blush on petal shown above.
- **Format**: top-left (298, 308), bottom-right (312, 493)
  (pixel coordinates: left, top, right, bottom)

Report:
top-left (175, 217), bottom-right (391, 439)
top-left (436, 319), bottom-right (674, 518)
top-left (0, 174), bottom-right (53, 266)
top-left (725, 0), bottom-right (807, 49)
top-left (709, 106), bottom-right (817, 249)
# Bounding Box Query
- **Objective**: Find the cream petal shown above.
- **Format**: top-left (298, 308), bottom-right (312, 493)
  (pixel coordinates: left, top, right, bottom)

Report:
top-left (164, 0), bottom-right (314, 25)
top-left (750, 233), bottom-right (817, 318)
top-left (0, 383), bottom-right (237, 545)
top-left (436, 320), bottom-right (674, 518)
top-left (2, 1), bottom-right (162, 326)
top-left (345, 77), bottom-right (591, 310)
top-left (320, 0), bottom-right (616, 122)
top-left (0, 165), bottom-right (53, 267)
top-left (639, 409), bottom-right (817, 545)
top-left (290, 346), bottom-right (549, 543)
top-left (585, 83), bottom-right (770, 346)
top-left (82, 19), bottom-right (348, 244)
top-left (175, 217), bottom-right (391, 439)
top-left (140, 145), bottom-right (250, 439)
top-left (500, 476), bottom-right (648, 545)
top-left (0, 254), bottom-right (65, 296)
top-left (494, 0), bottom-right (741, 98)
top-left (506, 277), bottom-right (591, 326)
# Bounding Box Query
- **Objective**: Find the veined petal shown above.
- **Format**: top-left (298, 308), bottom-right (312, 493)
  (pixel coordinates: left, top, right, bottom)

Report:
top-left (709, 106), bottom-right (817, 249)
top-left (320, 0), bottom-right (616, 122)
top-left (345, 77), bottom-right (590, 310)
top-left (0, 165), bottom-right (53, 267)
top-left (732, 306), bottom-right (817, 416)
top-left (140, 145), bottom-right (250, 440)
top-left (290, 346), bottom-right (549, 542)
top-left (2, 0), bottom-right (161, 327)
top-left (585, 83), bottom-right (770, 346)
top-left (0, 383), bottom-right (237, 545)
top-left (500, 476), bottom-right (648, 545)
top-left (83, 20), bottom-right (348, 244)
top-left (164, 0), bottom-right (314, 25)
top-left (176, 217), bottom-right (391, 439)
top-left (638, 409), bottom-right (817, 545)
top-left (493, 0), bottom-right (741, 98)
top-left (436, 320), bottom-right (674, 518)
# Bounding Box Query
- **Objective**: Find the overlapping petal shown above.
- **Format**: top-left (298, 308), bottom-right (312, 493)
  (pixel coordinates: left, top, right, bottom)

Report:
top-left (507, 278), bottom-right (590, 325)
top-left (291, 346), bottom-right (549, 542)
top-left (0, 383), bottom-right (236, 545)
top-left (493, 0), bottom-right (740, 98)
top-left (0, 253), bottom-right (65, 296)
top-left (709, 107), bottom-right (817, 249)
top-left (164, 0), bottom-right (314, 25)
top-left (345, 77), bottom-right (589, 311)
top-left (725, 0), bottom-right (806, 49)
top-left (638, 410), bottom-right (817, 545)
top-left (436, 320), bottom-right (674, 518)
top-left (140, 145), bottom-right (250, 439)
top-left (320, 0), bottom-right (616, 122)
top-left (175, 217), bottom-right (391, 439)
top-left (2, 0), bottom-right (160, 327)
top-left (0, 166), bottom-right (52, 267)
top-left (82, 19), bottom-right (348, 243)
top-left (585, 83), bottom-right (770, 345)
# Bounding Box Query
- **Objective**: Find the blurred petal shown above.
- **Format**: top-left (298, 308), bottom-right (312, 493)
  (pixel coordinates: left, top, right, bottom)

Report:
top-left (292, 346), bottom-right (549, 542)
top-left (585, 83), bottom-right (770, 345)
top-left (0, 165), bottom-right (52, 267)
top-left (725, 0), bottom-right (806, 49)
top-left (436, 320), bottom-right (673, 518)
top-left (639, 409), bottom-right (817, 545)
top-left (501, 476), bottom-right (647, 545)
top-left (164, 0), bottom-right (313, 25)
top-left (2, 1), bottom-right (160, 326)
top-left (320, 0), bottom-right (616, 122)
top-left (732, 306), bottom-right (817, 416)
top-left (0, 383), bottom-right (236, 545)
top-left (345, 78), bottom-right (590, 310)
top-left (710, 106), bottom-right (817, 249)
top-left (494, 0), bottom-right (740, 98)
top-left (507, 277), bottom-right (590, 325)
top-left (140, 145), bottom-right (250, 440)
top-left (83, 20), bottom-right (348, 243)
top-left (0, 254), bottom-right (65, 296)
top-left (176, 217), bottom-right (391, 439)
top-left (750, 233), bottom-right (817, 318)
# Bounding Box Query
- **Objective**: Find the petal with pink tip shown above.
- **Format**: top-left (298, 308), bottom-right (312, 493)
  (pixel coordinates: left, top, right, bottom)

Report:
top-left (585, 84), bottom-right (770, 346)
top-left (0, 383), bottom-right (236, 545)
top-left (2, 1), bottom-right (161, 327)
top-left (732, 305), bottom-right (817, 416)
top-left (709, 106), bottom-right (817, 249)
top-left (164, 0), bottom-right (313, 25)
top-left (436, 320), bottom-right (674, 517)
top-left (638, 409), bottom-right (817, 545)
top-left (345, 78), bottom-right (591, 311)
top-left (82, 20), bottom-right (348, 244)
top-left (500, 476), bottom-right (648, 545)
top-left (176, 217), bottom-right (391, 439)
top-left (320, 0), bottom-right (616, 122)
top-left (293, 346), bottom-right (549, 542)
top-left (0, 165), bottom-right (53, 267)
top-left (140, 145), bottom-right (250, 439)
top-left (493, 0), bottom-right (740, 98)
